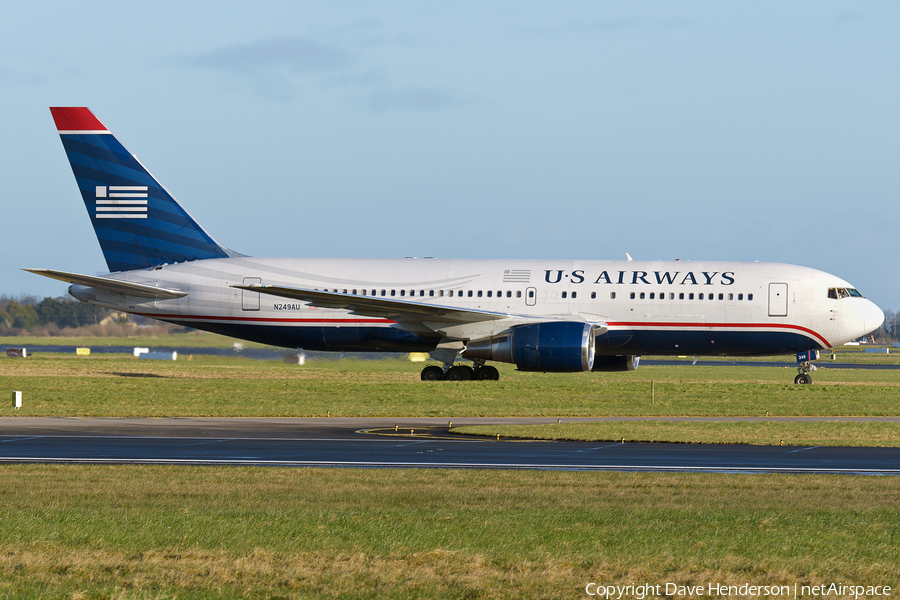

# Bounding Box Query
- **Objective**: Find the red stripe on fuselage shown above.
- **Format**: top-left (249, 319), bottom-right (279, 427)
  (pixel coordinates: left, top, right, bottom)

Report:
top-left (133, 312), bottom-right (395, 325)
top-left (134, 312), bottom-right (829, 347)
top-left (607, 321), bottom-right (831, 348)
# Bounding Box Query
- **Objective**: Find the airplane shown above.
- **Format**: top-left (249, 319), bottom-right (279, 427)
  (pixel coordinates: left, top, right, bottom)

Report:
top-left (27, 107), bottom-right (884, 384)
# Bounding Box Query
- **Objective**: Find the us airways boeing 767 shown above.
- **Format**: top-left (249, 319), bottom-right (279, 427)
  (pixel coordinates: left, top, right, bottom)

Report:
top-left (28, 107), bottom-right (884, 383)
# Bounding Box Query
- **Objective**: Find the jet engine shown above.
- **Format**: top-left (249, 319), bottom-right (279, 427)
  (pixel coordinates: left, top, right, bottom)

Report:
top-left (463, 322), bottom-right (597, 372)
top-left (591, 354), bottom-right (640, 372)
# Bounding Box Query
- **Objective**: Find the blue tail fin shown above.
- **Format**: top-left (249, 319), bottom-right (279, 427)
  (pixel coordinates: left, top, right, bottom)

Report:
top-left (50, 107), bottom-right (238, 273)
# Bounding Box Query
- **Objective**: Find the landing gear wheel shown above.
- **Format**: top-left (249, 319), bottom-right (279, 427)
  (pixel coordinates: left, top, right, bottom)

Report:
top-left (474, 365), bottom-right (500, 381)
top-left (421, 365), bottom-right (443, 381)
top-left (794, 373), bottom-right (812, 385)
top-left (461, 365), bottom-right (475, 379)
top-left (444, 366), bottom-right (471, 381)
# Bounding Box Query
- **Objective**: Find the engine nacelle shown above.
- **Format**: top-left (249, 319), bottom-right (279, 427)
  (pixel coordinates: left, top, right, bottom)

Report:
top-left (463, 322), bottom-right (597, 372)
top-left (591, 355), bottom-right (640, 372)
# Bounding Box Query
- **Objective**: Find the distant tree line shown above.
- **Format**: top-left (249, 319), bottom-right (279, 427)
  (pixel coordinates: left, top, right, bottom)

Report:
top-left (0, 295), bottom-right (115, 331)
top-left (879, 309), bottom-right (900, 342)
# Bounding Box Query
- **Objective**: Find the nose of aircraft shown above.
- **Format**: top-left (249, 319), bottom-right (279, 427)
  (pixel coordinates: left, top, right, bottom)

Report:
top-left (864, 300), bottom-right (885, 334)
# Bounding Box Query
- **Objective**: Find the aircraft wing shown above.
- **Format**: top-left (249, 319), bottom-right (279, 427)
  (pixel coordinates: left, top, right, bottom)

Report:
top-left (231, 283), bottom-right (514, 324)
top-left (24, 269), bottom-right (188, 299)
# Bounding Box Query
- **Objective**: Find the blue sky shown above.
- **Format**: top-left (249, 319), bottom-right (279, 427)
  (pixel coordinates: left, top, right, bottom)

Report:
top-left (3, 2), bottom-right (898, 310)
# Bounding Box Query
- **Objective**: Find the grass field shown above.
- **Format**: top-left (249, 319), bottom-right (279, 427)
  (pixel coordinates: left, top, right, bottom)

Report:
top-left (0, 332), bottom-right (270, 349)
top-left (3, 353), bottom-right (900, 419)
top-left (2, 352), bottom-right (900, 597)
top-left (0, 465), bottom-right (898, 599)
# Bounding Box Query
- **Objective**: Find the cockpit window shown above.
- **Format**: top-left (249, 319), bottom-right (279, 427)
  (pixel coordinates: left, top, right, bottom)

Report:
top-left (829, 287), bottom-right (864, 299)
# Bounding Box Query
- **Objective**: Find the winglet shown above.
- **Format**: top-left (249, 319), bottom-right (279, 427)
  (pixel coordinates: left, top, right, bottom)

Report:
top-left (50, 107), bottom-right (109, 134)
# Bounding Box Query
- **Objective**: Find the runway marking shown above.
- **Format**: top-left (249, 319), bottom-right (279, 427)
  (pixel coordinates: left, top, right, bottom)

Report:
top-left (173, 439), bottom-right (234, 447)
top-left (786, 446), bottom-right (823, 454)
top-left (359, 427), bottom-right (544, 442)
top-left (0, 436), bottom-right (46, 443)
top-left (385, 440), bottom-right (432, 448)
top-left (576, 443), bottom-right (629, 452)
top-left (1, 457), bottom-right (899, 475)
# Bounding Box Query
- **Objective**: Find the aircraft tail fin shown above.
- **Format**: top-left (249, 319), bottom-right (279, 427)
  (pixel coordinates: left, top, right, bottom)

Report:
top-left (50, 107), bottom-right (239, 273)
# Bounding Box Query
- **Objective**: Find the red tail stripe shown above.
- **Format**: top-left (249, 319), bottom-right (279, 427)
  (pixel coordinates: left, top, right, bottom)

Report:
top-left (50, 107), bottom-right (107, 132)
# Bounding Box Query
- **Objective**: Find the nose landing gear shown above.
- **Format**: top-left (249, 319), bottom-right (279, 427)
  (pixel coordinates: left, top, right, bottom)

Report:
top-left (794, 350), bottom-right (820, 384)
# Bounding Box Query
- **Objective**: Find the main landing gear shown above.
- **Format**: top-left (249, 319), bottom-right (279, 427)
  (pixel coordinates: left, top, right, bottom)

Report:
top-left (420, 363), bottom-right (500, 381)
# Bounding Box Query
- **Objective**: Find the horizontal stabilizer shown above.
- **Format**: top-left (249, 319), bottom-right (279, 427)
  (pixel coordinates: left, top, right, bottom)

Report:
top-left (24, 269), bottom-right (188, 299)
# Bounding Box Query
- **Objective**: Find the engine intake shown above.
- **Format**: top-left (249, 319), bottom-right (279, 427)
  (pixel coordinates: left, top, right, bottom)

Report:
top-left (464, 322), bottom-right (597, 372)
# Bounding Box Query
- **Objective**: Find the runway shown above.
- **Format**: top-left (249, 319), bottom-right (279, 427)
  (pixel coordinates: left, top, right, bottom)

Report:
top-left (1, 417), bottom-right (899, 475)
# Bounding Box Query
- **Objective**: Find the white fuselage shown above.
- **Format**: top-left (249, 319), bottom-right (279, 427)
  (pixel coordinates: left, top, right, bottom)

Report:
top-left (72, 257), bottom-right (883, 357)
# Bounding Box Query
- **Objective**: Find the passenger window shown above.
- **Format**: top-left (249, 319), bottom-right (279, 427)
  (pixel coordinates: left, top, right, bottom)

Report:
top-left (748, 294), bottom-right (753, 301)
top-left (718, 293), bottom-right (724, 300)
top-left (699, 293), bottom-right (704, 300)
top-left (429, 290), bottom-right (434, 297)
top-left (738, 293), bottom-right (743, 300)
top-left (689, 293), bottom-right (694, 300)
top-left (528, 290), bottom-right (534, 298)
top-left (561, 291), bottom-right (567, 299)
top-left (449, 290), bottom-right (454, 297)
top-left (517, 291), bottom-right (522, 298)
top-left (669, 293), bottom-right (675, 300)
top-left (630, 292), bottom-right (636, 299)
top-left (610, 292), bottom-right (615, 299)
top-left (486, 291), bottom-right (492, 297)
top-left (400, 290), bottom-right (405, 297)
top-left (640, 292), bottom-right (645, 299)
top-left (477, 291), bottom-right (483, 298)
top-left (391, 290), bottom-right (396, 296)
top-left (679, 293), bottom-right (684, 299)
top-left (728, 293), bottom-right (733, 300)
top-left (468, 291), bottom-right (473, 297)
top-left (506, 291), bottom-right (512, 298)
top-left (572, 291), bottom-right (577, 299)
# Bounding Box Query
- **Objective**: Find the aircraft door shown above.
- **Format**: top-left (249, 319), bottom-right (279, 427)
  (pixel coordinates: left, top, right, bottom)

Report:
top-left (242, 277), bottom-right (261, 311)
top-left (525, 287), bottom-right (537, 307)
top-left (768, 283), bottom-right (788, 317)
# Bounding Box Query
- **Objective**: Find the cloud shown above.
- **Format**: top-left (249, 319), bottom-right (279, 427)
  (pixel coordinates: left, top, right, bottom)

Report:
top-left (0, 67), bottom-right (46, 85)
top-left (367, 87), bottom-right (463, 113)
top-left (183, 36), bottom-right (352, 101)
top-left (191, 36), bottom-right (350, 74)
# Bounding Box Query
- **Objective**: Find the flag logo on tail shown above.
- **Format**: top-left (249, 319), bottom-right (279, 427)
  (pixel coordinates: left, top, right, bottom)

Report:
top-left (95, 186), bottom-right (148, 219)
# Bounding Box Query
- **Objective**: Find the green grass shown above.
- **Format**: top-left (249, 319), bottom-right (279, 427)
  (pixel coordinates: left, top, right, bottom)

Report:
top-left (456, 421), bottom-right (900, 447)
top-left (0, 331), bottom-right (270, 349)
top-left (3, 353), bottom-right (900, 418)
top-left (0, 465), bottom-right (898, 599)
